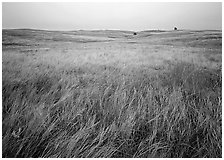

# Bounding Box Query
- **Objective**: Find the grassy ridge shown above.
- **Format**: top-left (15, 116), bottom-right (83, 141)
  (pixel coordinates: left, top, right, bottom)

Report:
top-left (2, 62), bottom-right (222, 158)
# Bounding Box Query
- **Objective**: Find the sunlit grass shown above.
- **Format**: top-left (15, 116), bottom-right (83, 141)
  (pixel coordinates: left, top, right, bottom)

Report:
top-left (2, 61), bottom-right (221, 158)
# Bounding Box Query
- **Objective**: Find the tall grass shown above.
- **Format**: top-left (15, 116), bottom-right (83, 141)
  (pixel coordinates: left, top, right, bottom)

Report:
top-left (2, 62), bottom-right (222, 158)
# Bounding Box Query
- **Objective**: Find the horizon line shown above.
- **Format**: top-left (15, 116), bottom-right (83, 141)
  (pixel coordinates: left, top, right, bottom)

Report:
top-left (2, 28), bottom-right (222, 32)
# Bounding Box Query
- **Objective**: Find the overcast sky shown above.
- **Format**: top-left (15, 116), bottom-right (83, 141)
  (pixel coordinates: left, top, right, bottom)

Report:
top-left (2, 2), bottom-right (222, 31)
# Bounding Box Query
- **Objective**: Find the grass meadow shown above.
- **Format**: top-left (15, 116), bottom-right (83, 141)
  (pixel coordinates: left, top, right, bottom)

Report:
top-left (2, 29), bottom-right (222, 158)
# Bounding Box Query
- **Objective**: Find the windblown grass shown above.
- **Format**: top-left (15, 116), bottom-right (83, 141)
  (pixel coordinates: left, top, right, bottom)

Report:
top-left (2, 62), bottom-right (222, 158)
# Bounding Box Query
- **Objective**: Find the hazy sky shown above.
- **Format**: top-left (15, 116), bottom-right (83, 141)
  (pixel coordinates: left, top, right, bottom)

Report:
top-left (2, 2), bottom-right (222, 31)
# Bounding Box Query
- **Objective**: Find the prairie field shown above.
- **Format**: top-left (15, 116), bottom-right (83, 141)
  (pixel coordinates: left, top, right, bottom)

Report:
top-left (2, 29), bottom-right (222, 158)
